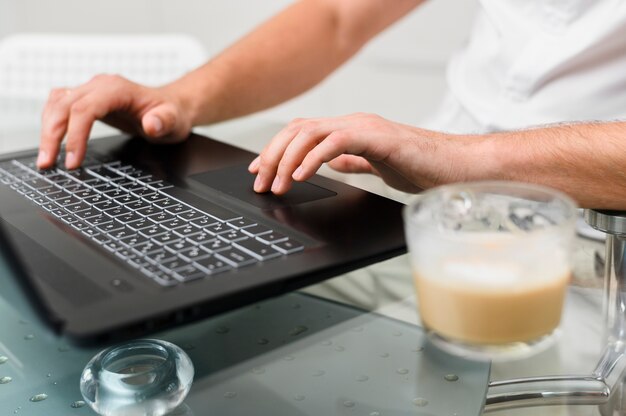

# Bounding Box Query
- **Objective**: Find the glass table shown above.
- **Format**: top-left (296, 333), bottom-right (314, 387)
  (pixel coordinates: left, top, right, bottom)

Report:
top-left (0, 119), bottom-right (612, 415)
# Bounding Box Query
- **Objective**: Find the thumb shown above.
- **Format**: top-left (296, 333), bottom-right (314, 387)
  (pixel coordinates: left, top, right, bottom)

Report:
top-left (141, 104), bottom-right (178, 140)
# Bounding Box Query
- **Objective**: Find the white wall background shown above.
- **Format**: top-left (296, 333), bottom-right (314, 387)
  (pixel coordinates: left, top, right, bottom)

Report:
top-left (0, 0), bottom-right (477, 151)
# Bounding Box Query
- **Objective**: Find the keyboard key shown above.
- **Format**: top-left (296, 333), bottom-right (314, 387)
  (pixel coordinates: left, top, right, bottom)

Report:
top-left (205, 222), bottom-right (231, 235)
top-left (146, 249), bottom-right (176, 264)
top-left (165, 204), bottom-right (192, 215)
top-left (94, 199), bottom-right (117, 211)
top-left (56, 195), bottom-right (82, 207)
top-left (114, 194), bottom-right (140, 205)
top-left (186, 231), bottom-right (214, 245)
top-left (127, 218), bottom-right (154, 231)
top-left (139, 225), bottom-right (168, 238)
top-left (116, 212), bottom-right (143, 224)
top-left (234, 238), bottom-right (281, 260)
top-left (75, 208), bottom-right (102, 219)
top-left (161, 218), bottom-right (187, 230)
top-left (148, 181), bottom-right (174, 190)
top-left (65, 201), bottom-right (91, 213)
top-left (159, 258), bottom-right (190, 272)
top-left (132, 188), bottom-right (156, 198)
top-left (125, 199), bottom-right (152, 211)
top-left (147, 211), bottom-right (176, 223)
top-left (92, 234), bottom-right (111, 245)
top-left (85, 214), bottom-right (112, 227)
top-left (98, 220), bottom-right (125, 233)
top-left (194, 256), bottom-right (232, 275)
top-left (104, 188), bottom-right (128, 199)
top-left (164, 239), bottom-right (196, 253)
top-left (256, 232), bottom-right (289, 244)
top-left (273, 239), bottom-right (305, 254)
top-left (143, 193), bottom-right (167, 203)
top-left (120, 234), bottom-right (150, 247)
top-left (218, 230), bottom-right (249, 243)
top-left (132, 241), bottom-right (162, 256)
top-left (227, 217), bottom-right (257, 229)
top-left (152, 232), bottom-right (181, 245)
top-left (178, 246), bottom-right (211, 262)
top-left (177, 210), bottom-right (206, 221)
top-left (172, 264), bottom-right (205, 282)
top-left (215, 248), bottom-right (257, 268)
top-left (81, 228), bottom-right (100, 238)
top-left (200, 238), bottom-right (230, 253)
top-left (154, 199), bottom-right (180, 209)
top-left (109, 227), bottom-right (136, 240)
top-left (137, 206), bottom-right (162, 217)
top-left (83, 194), bottom-right (108, 204)
top-left (172, 224), bottom-right (202, 238)
top-left (103, 205), bottom-right (131, 218)
top-left (190, 216), bottom-right (218, 228)
top-left (242, 224), bottom-right (274, 237)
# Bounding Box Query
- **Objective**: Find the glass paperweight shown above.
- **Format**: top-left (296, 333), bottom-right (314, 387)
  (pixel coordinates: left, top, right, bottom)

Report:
top-left (80, 339), bottom-right (194, 416)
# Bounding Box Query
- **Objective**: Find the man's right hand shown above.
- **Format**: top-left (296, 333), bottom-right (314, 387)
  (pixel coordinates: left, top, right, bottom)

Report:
top-left (37, 74), bottom-right (193, 170)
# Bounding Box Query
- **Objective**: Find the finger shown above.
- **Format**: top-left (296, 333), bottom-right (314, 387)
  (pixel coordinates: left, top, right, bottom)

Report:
top-left (253, 119), bottom-right (307, 193)
top-left (327, 155), bottom-right (375, 174)
top-left (64, 91), bottom-right (129, 169)
top-left (248, 156), bottom-right (260, 173)
top-left (255, 117), bottom-right (351, 194)
top-left (141, 103), bottom-right (187, 143)
top-left (293, 130), bottom-right (368, 181)
top-left (38, 87), bottom-right (87, 168)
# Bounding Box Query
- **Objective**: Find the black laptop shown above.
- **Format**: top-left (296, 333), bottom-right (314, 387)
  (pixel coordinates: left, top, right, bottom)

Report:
top-left (0, 133), bottom-right (406, 345)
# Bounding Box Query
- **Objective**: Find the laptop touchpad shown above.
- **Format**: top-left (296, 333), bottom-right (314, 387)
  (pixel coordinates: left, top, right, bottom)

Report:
top-left (189, 165), bottom-right (337, 210)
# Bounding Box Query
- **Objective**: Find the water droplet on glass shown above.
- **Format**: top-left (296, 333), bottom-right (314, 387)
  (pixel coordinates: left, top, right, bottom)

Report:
top-left (444, 374), bottom-right (459, 382)
top-left (392, 330), bottom-right (403, 337)
top-left (343, 400), bottom-right (355, 408)
top-left (396, 368), bottom-right (409, 375)
top-left (30, 393), bottom-right (48, 402)
top-left (413, 398), bottom-right (429, 407)
top-left (24, 334), bottom-right (34, 340)
top-left (70, 400), bottom-right (86, 408)
top-left (46, 373), bottom-right (52, 378)
top-left (283, 355), bottom-right (295, 361)
top-left (351, 327), bottom-right (364, 333)
top-left (257, 338), bottom-right (269, 345)
top-left (321, 340), bottom-right (332, 346)
top-left (370, 412), bottom-right (381, 416)
top-left (53, 381), bottom-right (58, 385)
top-left (0, 356), bottom-right (7, 364)
top-left (57, 346), bottom-right (70, 352)
top-left (355, 375), bottom-right (369, 382)
top-left (378, 352), bottom-right (390, 358)
top-left (334, 346), bottom-right (345, 352)
top-left (215, 326), bottom-right (230, 334)
top-left (312, 370), bottom-right (325, 377)
top-left (224, 391), bottom-right (237, 399)
top-left (412, 347), bottom-right (424, 353)
top-left (18, 319), bottom-right (28, 325)
top-left (289, 325), bottom-right (308, 336)
top-left (293, 394), bottom-right (305, 401)
top-left (0, 376), bottom-right (13, 384)
top-left (251, 367), bottom-right (265, 375)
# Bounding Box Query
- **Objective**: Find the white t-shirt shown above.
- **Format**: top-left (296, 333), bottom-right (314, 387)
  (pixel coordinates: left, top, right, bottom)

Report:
top-left (426, 0), bottom-right (626, 134)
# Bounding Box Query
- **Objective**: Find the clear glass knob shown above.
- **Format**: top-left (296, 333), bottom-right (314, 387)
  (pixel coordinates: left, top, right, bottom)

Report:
top-left (80, 339), bottom-right (194, 416)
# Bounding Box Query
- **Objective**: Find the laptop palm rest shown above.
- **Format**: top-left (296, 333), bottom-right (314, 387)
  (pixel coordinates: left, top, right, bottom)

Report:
top-left (189, 164), bottom-right (337, 210)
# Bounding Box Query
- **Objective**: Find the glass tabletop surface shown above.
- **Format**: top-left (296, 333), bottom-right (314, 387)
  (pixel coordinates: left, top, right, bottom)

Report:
top-left (0, 122), bottom-right (612, 416)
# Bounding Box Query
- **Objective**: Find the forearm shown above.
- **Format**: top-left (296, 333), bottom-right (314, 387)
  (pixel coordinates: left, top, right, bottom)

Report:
top-left (458, 122), bottom-right (626, 209)
top-left (168, 0), bottom-right (422, 125)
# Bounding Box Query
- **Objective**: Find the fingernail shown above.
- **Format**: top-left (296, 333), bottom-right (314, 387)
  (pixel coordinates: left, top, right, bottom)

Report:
top-left (36, 150), bottom-right (48, 167)
top-left (248, 157), bottom-right (260, 172)
top-left (149, 115), bottom-right (163, 135)
top-left (293, 166), bottom-right (303, 180)
top-left (253, 175), bottom-right (263, 192)
top-left (65, 151), bottom-right (77, 169)
top-left (271, 175), bottom-right (281, 193)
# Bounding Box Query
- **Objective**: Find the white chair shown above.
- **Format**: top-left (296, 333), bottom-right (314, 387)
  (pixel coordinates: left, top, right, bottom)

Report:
top-left (0, 33), bottom-right (207, 149)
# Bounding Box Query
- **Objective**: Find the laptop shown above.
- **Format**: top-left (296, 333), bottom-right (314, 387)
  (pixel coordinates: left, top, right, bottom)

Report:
top-left (0, 132), bottom-right (406, 345)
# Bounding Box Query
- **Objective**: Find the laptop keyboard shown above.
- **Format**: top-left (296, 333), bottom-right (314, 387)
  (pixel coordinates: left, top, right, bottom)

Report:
top-left (0, 156), bottom-right (304, 287)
